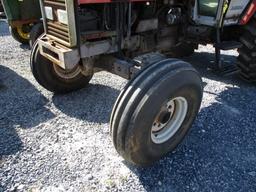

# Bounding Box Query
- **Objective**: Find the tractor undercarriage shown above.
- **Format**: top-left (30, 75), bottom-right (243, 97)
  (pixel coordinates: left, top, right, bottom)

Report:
top-left (30, 0), bottom-right (256, 165)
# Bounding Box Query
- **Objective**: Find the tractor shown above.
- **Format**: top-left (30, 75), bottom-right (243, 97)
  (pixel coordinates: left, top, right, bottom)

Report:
top-left (30, 0), bottom-right (256, 166)
top-left (1, 0), bottom-right (44, 46)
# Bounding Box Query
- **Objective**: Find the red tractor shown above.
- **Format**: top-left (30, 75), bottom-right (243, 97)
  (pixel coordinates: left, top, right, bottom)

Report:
top-left (31, 0), bottom-right (256, 166)
top-left (1, 0), bottom-right (44, 46)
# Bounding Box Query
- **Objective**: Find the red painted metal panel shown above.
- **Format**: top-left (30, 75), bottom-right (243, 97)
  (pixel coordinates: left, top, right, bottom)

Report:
top-left (240, 0), bottom-right (256, 25)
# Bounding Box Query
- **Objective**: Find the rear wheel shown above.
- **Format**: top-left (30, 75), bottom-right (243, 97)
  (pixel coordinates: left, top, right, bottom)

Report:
top-left (237, 17), bottom-right (256, 82)
top-left (30, 41), bottom-right (93, 94)
top-left (111, 58), bottom-right (203, 166)
top-left (9, 25), bottom-right (31, 44)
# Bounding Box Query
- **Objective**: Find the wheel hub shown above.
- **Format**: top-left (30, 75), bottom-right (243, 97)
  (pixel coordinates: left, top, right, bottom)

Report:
top-left (152, 99), bottom-right (175, 132)
top-left (151, 97), bottom-right (188, 144)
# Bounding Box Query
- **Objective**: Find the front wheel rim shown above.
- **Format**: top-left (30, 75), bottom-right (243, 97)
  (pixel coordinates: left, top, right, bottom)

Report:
top-left (151, 97), bottom-right (188, 144)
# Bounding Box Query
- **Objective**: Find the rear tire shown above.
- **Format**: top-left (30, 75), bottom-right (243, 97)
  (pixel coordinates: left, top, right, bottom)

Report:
top-left (110, 58), bottom-right (203, 166)
top-left (237, 18), bottom-right (256, 82)
top-left (30, 41), bottom-right (93, 94)
top-left (9, 25), bottom-right (30, 44)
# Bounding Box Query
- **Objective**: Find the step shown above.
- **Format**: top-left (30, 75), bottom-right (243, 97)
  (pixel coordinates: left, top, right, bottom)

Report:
top-left (214, 41), bottom-right (242, 50)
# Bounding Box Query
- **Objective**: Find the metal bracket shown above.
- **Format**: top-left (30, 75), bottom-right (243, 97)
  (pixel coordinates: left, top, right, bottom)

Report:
top-left (96, 53), bottom-right (166, 80)
top-left (112, 59), bottom-right (139, 79)
top-left (38, 37), bottom-right (80, 70)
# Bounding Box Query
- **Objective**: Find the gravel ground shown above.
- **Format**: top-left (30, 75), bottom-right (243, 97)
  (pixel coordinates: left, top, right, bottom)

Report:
top-left (1, 19), bottom-right (256, 192)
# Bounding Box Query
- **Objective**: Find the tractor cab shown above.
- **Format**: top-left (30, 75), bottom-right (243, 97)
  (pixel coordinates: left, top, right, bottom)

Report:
top-left (194, 0), bottom-right (250, 26)
top-left (193, 0), bottom-right (251, 73)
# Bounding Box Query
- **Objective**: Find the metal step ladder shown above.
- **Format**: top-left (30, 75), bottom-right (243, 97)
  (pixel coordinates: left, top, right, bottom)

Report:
top-left (212, 19), bottom-right (242, 76)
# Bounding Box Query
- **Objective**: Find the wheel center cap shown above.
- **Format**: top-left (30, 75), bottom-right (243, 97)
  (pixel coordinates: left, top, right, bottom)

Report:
top-left (152, 109), bottom-right (173, 133)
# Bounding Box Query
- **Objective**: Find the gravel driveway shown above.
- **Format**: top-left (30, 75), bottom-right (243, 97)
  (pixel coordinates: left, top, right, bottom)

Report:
top-left (0, 19), bottom-right (256, 192)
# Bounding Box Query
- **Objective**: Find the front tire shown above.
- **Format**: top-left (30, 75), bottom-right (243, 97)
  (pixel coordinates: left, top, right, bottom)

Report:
top-left (111, 58), bottom-right (203, 166)
top-left (30, 41), bottom-right (93, 94)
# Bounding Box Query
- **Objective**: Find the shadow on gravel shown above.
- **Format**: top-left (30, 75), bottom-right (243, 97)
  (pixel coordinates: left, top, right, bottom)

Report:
top-left (19, 44), bottom-right (30, 50)
top-left (126, 85), bottom-right (256, 191)
top-left (0, 65), bottom-right (55, 157)
top-left (52, 84), bottom-right (119, 124)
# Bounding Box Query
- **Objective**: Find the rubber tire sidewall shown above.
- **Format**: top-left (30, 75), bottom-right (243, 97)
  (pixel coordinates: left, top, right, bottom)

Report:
top-left (237, 18), bottom-right (256, 82)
